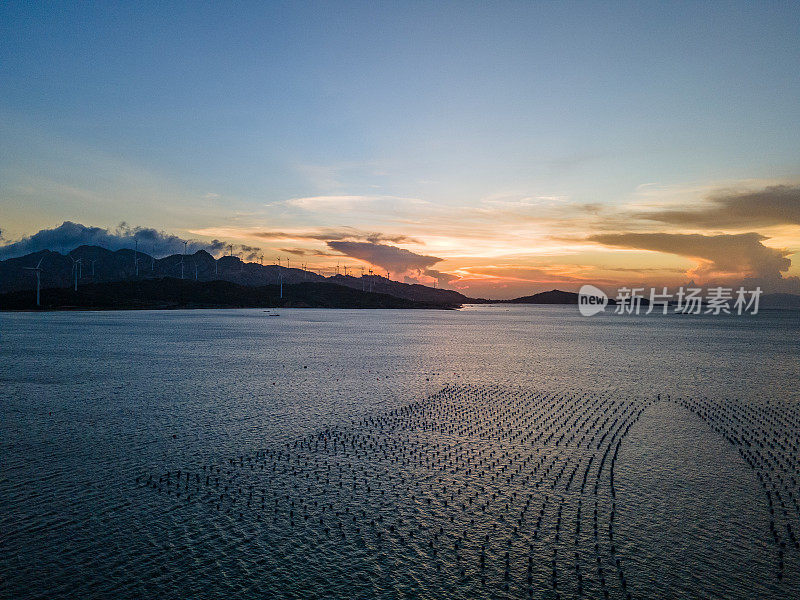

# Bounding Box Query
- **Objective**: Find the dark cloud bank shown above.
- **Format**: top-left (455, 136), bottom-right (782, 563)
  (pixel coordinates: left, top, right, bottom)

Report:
top-left (0, 221), bottom-right (262, 261)
top-left (640, 184), bottom-right (800, 229)
top-left (325, 240), bottom-right (454, 284)
top-left (251, 228), bottom-right (418, 244)
top-left (589, 231), bottom-right (799, 292)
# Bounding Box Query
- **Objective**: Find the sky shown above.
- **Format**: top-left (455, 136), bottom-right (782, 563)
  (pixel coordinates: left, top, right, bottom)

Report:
top-left (1, 1), bottom-right (799, 298)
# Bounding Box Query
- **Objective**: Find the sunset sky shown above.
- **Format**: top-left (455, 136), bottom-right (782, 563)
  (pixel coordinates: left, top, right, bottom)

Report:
top-left (1, 2), bottom-right (798, 298)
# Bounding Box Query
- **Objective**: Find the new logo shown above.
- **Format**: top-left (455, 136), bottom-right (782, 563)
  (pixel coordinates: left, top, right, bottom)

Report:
top-left (578, 284), bottom-right (608, 316)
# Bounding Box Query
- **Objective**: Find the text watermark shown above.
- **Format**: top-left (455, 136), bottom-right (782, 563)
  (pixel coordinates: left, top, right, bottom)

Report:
top-left (578, 285), bottom-right (762, 316)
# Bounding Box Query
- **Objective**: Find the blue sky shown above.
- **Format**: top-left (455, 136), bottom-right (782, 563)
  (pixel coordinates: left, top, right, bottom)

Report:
top-left (2, 1), bottom-right (799, 296)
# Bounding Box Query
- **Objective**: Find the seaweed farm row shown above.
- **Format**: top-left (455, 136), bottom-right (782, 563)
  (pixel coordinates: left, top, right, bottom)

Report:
top-left (136, 385), bottom-right (800, 598)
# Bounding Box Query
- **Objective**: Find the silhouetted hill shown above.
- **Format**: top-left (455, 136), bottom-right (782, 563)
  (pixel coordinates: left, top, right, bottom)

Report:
top-left (0, 279), bottom-right (460, 310)
top-left (504, 289), bottom-right (625, 305)
top-left (327, 273), bottom-right (482, 305)
top-left (506, 289), bottom-right (582, 304)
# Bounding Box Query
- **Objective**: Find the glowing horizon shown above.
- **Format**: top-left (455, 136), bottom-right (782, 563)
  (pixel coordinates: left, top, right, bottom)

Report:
top-left (1, 3), bottom-right (798, 298)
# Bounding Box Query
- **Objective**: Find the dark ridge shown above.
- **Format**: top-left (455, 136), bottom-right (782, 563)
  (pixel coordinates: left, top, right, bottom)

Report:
top-left (326, 273), bottom-right (486, 305)
top-left (505, 289), bottom-right (583, 304)
top-left (0, 279), bottom-right (461, 311)
top-left (503, 289), bottom-right (621, 305)
top-left (0, 245), bottom-right (479, 305)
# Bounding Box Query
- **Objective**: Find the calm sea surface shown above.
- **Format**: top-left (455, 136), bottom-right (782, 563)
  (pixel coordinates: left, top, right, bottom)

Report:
top-left (2, 305), bottom-right (799, 599)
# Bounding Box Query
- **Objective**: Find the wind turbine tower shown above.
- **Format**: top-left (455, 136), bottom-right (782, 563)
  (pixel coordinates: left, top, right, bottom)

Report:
top-left (181, 241), bottom-right (188, 279)
top-left (69, 256), bottom-right (82, 291)
top-left (23, 258), bottom-right (44, 307)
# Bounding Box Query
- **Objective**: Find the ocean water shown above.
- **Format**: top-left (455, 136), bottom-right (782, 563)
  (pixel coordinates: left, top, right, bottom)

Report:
top-left (1, 305), bottom-right (799, 599)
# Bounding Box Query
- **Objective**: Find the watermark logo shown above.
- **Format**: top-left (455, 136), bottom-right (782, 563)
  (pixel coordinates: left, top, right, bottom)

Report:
top-left (578, 284), bottom-right (608, 316)
top-left (578, 285), bottom-right (762, 316)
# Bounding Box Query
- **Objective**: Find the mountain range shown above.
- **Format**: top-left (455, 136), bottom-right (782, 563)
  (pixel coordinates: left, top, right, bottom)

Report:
top-left (0, 279), bottom-right (454, 310)
top-left (2, 246), bottom-right (799, 310)
top-left (0, 245), bottom-right (477, 306)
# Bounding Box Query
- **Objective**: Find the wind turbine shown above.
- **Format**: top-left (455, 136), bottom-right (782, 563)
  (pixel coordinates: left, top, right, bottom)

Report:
top-left (69, 256), bottom-right (82, 291)
top-left (181, 240), bottom-right (188, 279)
top-left (23, 258), bottom-right (44, 306)
top-left (90, 259), bottom-right (98, 279)
top-left (69, 253), bottom-right (82, 280)
top-left (134, 239), bottom-right (139, 277)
